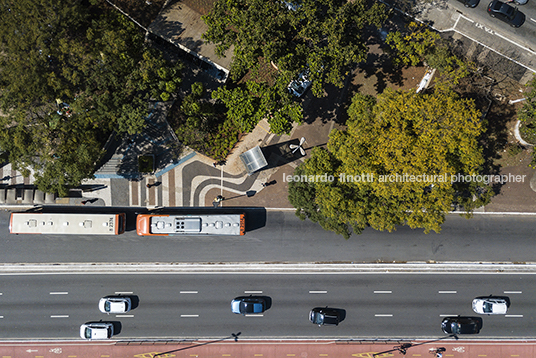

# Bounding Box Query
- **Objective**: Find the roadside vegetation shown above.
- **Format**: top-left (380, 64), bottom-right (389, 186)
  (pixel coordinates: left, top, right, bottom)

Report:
top-left (288, 22), bottom-right (495, 239)
top-left (518, 76), bottom-right (536, 167)
top-left (0, 0), bottom-right (182, 195)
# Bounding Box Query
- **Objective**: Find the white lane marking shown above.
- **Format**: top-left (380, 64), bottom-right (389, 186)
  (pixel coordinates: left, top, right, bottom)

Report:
top-left (115, 291), bottom-right (133, 295)
top-left (506, 314), bottom-right (523, 317)
top-left (0, 293), bottom-right (3, 295)
top-left (50, 315), bottom-right (69, 318)
top-left (49, 292), bottom-right (68, 295)
top-left (116, 315), bottom-right (134, 318)
top-left (180, 314), bottom-right (199, 318)
top-left (180, 291), bottom-right (198, 294)
top-left (244, 291), bottom-right (263, 294)
top-left (0, 316), bottom-right (3, 319)
top-left (531, 18), bottom-right (536, 23)
top-left (374, 291), bottom-right (392, 294)
top-left (439, 314), bottom-right (457, 317)
top-left (245, 314), bottom-right (264, 317)
top-left (504, 291), bottom-right (522, 294)
top-left (309, 291), bottom-right (327, 294)
top-left (438, 291), bottom-right (457, 294)
top-left (375, 314), bottom-right (393, 317)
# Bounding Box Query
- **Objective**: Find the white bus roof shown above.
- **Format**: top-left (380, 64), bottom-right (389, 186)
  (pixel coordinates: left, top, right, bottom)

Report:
top-left (10, 213), bottom-right (123, 235)
top-left (143, 214), bottom-right (244, 235)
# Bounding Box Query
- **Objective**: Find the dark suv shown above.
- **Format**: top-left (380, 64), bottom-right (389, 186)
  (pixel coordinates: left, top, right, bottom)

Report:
top-left (441, 316), bottom-right (482, 334)
top-left (487, 0), bottom-right (525, 27)
top-left (309, 307), bottom-right (341, 326)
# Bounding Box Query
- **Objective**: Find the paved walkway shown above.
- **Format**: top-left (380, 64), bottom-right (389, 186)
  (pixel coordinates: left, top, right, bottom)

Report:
top-left (0, 339), bottom-right (534, 358)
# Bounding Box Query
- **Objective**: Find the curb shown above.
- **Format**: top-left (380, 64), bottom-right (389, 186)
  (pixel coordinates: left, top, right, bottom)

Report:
top-left (2, 262), bottom-right (536, 274)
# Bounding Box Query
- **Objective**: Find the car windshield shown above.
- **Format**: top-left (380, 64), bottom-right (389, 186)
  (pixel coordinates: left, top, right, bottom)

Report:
top-left (104, 301), bottom-right (111, 312)
top-left (84, 328), bottom-right (92, 339)
top-left (311, 311), bottom-right (323, 324)
top-left (505, 6), bottom-right (515, 17)
top-left (483, 302), bottom-right (492, 313)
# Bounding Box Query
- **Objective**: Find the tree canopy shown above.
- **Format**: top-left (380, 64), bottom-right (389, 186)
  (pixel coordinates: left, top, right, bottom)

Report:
top-left (202, 0), bottom-right (388, 96)
top-left (0, 0), bottom-right (182, 195)
top-left (289, 88), bottom-right (492, 238)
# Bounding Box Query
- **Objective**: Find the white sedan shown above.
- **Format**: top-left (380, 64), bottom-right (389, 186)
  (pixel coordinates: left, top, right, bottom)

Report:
top-left (99, 296), bottom-right (132, 314)
top-left (472, 296), bottom-right (509, 314)
top-left (80, 322), bottom-right (114, 340)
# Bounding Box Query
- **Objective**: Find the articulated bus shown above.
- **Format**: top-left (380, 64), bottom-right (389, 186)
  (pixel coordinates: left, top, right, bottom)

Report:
top-left (136, 213), bottom-right (246, 236)
top-left (9, 212), bottom-right (127, 235)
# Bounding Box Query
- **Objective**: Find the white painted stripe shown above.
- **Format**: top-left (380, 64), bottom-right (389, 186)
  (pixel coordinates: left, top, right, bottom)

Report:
top-left (245, 291), bottom-right (263, 294)
top-left (116, 315), bottom-right (134, 318)
top-left (439, 314), bottom-right (457, 317)
top-left (506, 314), bottom-right (523, 318)
top-left (180, 314), bottom-right (199, 318)
top-left (374, 291), bottom-right (392, 294)
top-left (438, 291), bottom-right (457, 294)
top-left (504, 291), bottom-right (522, 294)
top-left (50, 315), bottom-right (69, 318)
top-left (49, 292), bottom-right (68, 295)
top-left (0, 316), bottom-right (3, 318)
top-left (245, 314), bottom-right (264, 317)
top-left (309, 291), bottom-right (327, 294)
top-left (180, 291), bottom-right (198, 294)
top-left (531, 18), bottom-right (536, 23)
top-left (0, 293), bottom-right (3, 295)
top-left (115, 291), bottom-right (133, 295)
top-left (375, 314), bottom-right (393, 317)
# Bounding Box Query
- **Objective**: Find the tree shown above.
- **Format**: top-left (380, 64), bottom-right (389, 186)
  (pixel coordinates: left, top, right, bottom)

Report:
top-left (202, 0), bottom-right (388, 96)
top-left (289, 88), bottom-right (492, 238)
top-left (0, 0), bottom-right (182, 194)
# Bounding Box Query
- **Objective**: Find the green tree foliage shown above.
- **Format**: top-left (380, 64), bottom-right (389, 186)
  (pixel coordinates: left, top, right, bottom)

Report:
top-left (202, 0), bottom-right (388, 96)
top-left (212, 79), bottom-right (302, 135)
top-left (518, 76), bottom-right (536, 166)
top-left (0, 0), bottom-right (182, 194)
top-left (289, 89), bottom-right (492, 238)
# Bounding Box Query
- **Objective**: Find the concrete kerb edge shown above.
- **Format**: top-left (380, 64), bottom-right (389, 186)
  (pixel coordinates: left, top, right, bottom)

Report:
top-left (3, 262), bottom-right (536, 274)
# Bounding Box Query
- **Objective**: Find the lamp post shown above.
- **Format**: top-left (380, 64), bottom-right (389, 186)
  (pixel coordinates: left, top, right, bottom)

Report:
top-left (372, 334), bottom-right (458, 357)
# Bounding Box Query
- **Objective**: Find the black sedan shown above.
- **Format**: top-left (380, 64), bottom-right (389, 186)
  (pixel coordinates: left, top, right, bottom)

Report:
top-left (487, 0), bottom-right (525, 27)
top-left (309, 307), bottom-right (341, 326)
top-left (441, 316), bottom-right (482, 334)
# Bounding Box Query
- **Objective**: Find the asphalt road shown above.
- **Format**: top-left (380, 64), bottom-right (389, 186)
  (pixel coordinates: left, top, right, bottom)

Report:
top-left (1, 210), bottom-right (535, 263)
top-left (1, 273), bottom-right (535, 339)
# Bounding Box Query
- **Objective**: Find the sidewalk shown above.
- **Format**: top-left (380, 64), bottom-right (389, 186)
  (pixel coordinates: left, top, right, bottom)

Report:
top-left (1, 339), bottom-right (534, 358)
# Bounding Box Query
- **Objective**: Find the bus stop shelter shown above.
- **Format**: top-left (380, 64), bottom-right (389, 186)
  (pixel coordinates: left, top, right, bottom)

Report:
top-left (239, 146), bottom-right (268, 175)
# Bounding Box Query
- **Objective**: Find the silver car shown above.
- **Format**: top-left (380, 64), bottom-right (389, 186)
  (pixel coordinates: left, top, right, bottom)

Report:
top-left (99, 296), bottom-right (132, 314)
top-left (472, 296), bottom-right (509, 314)
top-left (79, 322), bottom-right (114, 340)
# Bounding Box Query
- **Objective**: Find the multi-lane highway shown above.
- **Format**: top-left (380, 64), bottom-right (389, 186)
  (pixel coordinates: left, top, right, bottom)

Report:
top-left (1, 273), bottom-right (535, 339)
top-left (1, 210), bottom-right (535, 263)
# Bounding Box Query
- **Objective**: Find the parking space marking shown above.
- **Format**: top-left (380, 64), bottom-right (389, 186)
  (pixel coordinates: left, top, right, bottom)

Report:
top-left (375, 314), bottom-right (393, 317)
top-left (180, 291), bottom-right (198, 294)
top-left (50, 292), bottom-right (68, 295)
top-left (309, 291), bottom-right (327, 294)
top-left (438, 291), bottom-right (457, 294)
top-left (374, 291), bottom-right (392, 294)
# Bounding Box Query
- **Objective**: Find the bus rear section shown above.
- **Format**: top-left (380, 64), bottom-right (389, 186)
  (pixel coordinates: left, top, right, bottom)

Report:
top-left (136, 213), bottom-right (246, 236)
top-left (9, 213), bottom-right (126, 235)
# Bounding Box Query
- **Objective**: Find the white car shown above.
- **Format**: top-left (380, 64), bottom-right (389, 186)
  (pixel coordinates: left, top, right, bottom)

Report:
top-left (80, 322), bottom-right (114, 340)
top-left (288, 71), bottom-right (312, 97)
top-left (472, 296), bottom-right (508, 314)
top-left (99, 296), bottom-right (132, 314)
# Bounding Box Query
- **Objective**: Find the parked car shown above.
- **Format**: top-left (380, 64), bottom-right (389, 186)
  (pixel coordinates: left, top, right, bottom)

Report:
top-left (487, 0), bottom-right (525, 27)
top-left (472, 296), bottom-right (509, 314)
top-left (231, 296), bottom-right (267, 315)
top-left (288, 70), bottom-right (312, 97)
top-left (309, 307), bottom-right (341, 326)
top-left (511, 0), bottom-right (528, 5)
top-left (79, 322), bottom-right (114, 340)
top-left (441, 316), bottom-right (482, 334)
top-left (456, 0), bottom-right (480, 8)
top-left (99, 296), bottom-right (132, 314)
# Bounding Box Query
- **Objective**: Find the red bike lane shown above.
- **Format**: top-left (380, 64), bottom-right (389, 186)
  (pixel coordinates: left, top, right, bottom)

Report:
top-left (0, 340), bottom-right (534, 358)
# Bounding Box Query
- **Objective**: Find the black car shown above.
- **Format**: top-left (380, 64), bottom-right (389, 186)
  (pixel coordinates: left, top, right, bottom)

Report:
top-left (457, 0), bottom-right (480, 8)
top-left (309, 307), bottom-right (341, 326)
top-left (441, 316), bottom-right (482, 334)
top-left (487, 0), bottom-right (525, 27)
